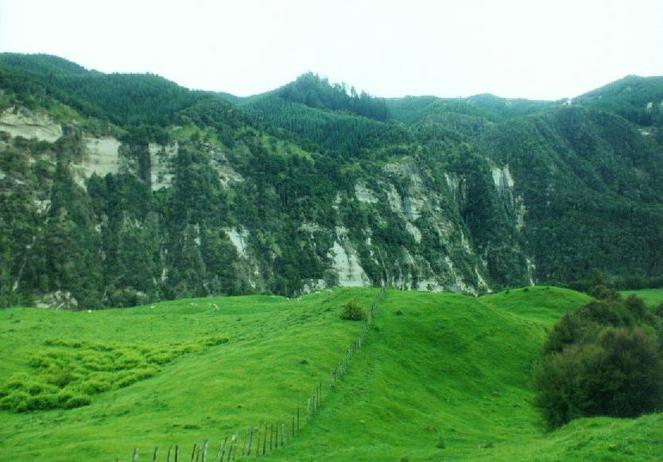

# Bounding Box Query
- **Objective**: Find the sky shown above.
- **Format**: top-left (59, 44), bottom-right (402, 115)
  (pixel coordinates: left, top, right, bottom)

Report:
top-left (1, 0), bottom-right (662, 100)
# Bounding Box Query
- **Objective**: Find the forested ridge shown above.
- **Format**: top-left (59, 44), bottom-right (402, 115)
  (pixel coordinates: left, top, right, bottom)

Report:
top-left (1, 53), bottom-right (663, 308)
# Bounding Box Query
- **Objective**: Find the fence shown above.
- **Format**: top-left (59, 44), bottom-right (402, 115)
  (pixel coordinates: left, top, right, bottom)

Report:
top-left (121, 288), bottom-right (385, 461)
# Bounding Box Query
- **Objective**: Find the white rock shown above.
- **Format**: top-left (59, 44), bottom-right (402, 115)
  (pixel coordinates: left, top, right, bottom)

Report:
top-left (406, 222), bottom-right (422, 243)
top-left (226, 227), bottom-right (250, 259)
top-left (329, 240), bottom-right (371, 287)
top-left (72, 136), bottom-right (122, 186)
top-left (0, 107), bottom-right (62, 142)
top-left (354, 182), bottom-right (378, 204)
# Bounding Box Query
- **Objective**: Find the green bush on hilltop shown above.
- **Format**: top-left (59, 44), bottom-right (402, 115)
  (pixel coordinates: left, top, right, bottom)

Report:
top-left (340, 299), bottom-right (366, 321)
top-left (535, 292), bottom-right (663, 429)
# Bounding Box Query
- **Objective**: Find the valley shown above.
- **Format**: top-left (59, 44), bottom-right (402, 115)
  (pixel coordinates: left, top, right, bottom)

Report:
top-left (1, 53), bottom-right (663, 461)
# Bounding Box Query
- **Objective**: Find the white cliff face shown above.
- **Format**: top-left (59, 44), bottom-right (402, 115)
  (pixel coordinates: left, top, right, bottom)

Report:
top-left (225, 227), bottom-right (261, 289)
top-left (491, 165), bottom-right (515, 192)
top-left (226, 227), bottom-right (251, 259)
top-left (0, 107), bottom-right (62, 142)
top-left (214, 163), bottom-right (244, 188)
top-left (354, 182), bottom-right (378, 203)
top-left (329, 227), bottom-right (371, 287)
top-left (491, 164), bottom-right (527, 230)
top-left (329, 241), bottom-right (371, 287)
top-left (385, 184), bottom-right (403, 214)
top-left (406, 222), bottom-right (422, 243)
top-left (149, 142), bottom-right (177, 190)
top-left (71, 136), bottom-right (123, 186)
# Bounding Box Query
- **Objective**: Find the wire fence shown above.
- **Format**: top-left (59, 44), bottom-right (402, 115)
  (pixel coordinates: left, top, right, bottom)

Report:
top-left (120, 288), bottom-right (385, 461)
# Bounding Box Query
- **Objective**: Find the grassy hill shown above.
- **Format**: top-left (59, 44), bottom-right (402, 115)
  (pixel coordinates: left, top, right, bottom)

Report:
top-left (0, 289), bottom-right (379, 460)
top-left (619, 288), bottom-right (663, 308)
top-left (1, 286), bottom-right (661, 461)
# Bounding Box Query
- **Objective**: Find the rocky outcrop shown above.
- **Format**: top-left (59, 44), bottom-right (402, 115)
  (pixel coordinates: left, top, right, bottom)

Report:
top-left (0, 107), bottom-right (62, 142)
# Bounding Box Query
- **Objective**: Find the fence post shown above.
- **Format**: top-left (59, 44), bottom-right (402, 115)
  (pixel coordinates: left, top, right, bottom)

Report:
top-left (281, 423), bottom-right (285, 447)
top-left (275, 423), bottom-right (279, 449)
top-left (226, 434), bottom-right (236, 462)
top-left (166, 445), bottom-right (172, 462)
top-left (297, 407), bottom-right (300, 432)
top-left (152, 447), bottom-right (158, 462)
top-left (175, 445), bottom-right (179, 462)
top-left (262, 423), bottom-right (267, 455)
top-left (217, 437), bottom-right (228, 462)
top-left (201, 441), bottom-right (208, 462)
top-left (246, 426), bottom-right (253, 456)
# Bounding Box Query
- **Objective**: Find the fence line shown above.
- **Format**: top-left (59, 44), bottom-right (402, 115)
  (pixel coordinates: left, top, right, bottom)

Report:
top-left (122, 288), bottom-right (385, 461)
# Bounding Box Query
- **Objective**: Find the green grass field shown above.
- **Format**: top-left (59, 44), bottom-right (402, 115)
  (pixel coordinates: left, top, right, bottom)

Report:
top-left (620, 288), bottom-right (663, 308)
top-left (1, 287), bottom-right (661, 461)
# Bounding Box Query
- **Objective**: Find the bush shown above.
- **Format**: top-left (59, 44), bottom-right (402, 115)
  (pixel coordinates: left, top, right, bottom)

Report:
top-left (535, 295), bottom-right (663, 429)
top-left (340, 299), bottom-right (366, 321)
top-left (63, 394), bottom-right (91, 409)
top-left (655, 302), bottom-right (663, 318)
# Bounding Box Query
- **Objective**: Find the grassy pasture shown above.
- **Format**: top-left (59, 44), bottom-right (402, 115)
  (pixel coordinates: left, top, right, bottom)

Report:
top-left (1, 286), bottom-right (661, 461)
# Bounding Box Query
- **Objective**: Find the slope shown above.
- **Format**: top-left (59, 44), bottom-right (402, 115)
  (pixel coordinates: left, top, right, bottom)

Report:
top-left (2, 53), bottom-right (663, 308)
top-left (268, 287), bottom-right (661, 461)
top-left (574, 75), bottom-right (663, 127)
top-left (0, 289), bottom-right (380, 461)
top-left (2, 287), bottom-right (661, 461)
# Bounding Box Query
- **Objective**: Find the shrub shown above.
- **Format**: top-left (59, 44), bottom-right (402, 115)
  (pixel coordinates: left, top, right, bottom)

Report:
top-left (655, 302), bottom-right (663, 318)
top-left (25, 393), bottom-right (59, 411)
top-left (63, 394), bottom-right (91, 409)
top-left (340, 299), bottom-right (366, 321)
top-left (0, 391), bottom-right (30, 412)
top-left (535, 295), bottom-right (663, 429)
top-left (588, 284), bottom-right (620, 301)
top-left (79, 379), bottom-right (111, 394)
top-left (624, 295), bottom-right (648, 319)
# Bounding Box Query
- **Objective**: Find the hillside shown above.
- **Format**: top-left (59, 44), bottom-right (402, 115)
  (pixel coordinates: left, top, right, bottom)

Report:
top-left (1, 287), bottom-right (661, 461)
top-left (1, 53), bottom-right (663, 308)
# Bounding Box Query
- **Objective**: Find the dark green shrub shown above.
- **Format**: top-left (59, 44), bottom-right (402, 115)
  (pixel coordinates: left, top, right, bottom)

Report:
top-left (576, 299), bottom-right (633, 328)
top-left (340, 299), bottom-right (366, 321)
top-left (655, 302), bottom-right (663, 318)
top-left (535, 295), bottom-right (663, 429)
top-left (0, 391), bottom-right (30, 412)
top-left (542, 313), bottom-right (586, 355)
top-left (25, 393), bottom-right (59, 411)
top-left (588, 284), bottom-right (620, 301)
top-left (624, 295), bottom-right (648, 319)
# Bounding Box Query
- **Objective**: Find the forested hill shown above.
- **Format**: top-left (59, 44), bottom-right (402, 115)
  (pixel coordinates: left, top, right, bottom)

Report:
top-left (1, 53), bottom-right (663, 309)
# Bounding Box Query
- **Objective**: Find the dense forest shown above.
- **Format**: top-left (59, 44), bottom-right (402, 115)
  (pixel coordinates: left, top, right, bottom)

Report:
top-left (1, 53), bottom-right (663, 308)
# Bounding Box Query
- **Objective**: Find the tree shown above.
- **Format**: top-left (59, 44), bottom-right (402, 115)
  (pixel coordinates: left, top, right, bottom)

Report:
top-left (534, 295), bottom-right (663, 429)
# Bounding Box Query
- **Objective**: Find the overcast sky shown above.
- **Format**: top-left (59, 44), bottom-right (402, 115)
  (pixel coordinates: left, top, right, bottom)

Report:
top-left (1, 0), bottom-right (662, 100)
